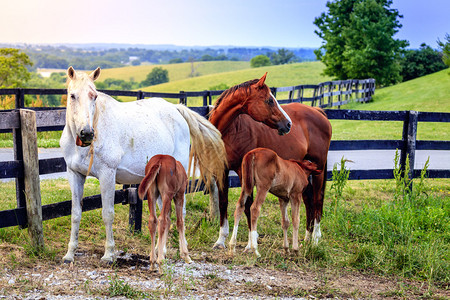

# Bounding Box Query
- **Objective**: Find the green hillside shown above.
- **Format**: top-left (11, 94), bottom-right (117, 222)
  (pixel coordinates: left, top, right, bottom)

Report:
top-left (333, 69), bottom-right (450, 141)
top-left (98, 61), bottom-right (250, 83)
top-left (141, 61), bottom-right (330, 93)
top-left (345, 68), bottom-right (450, 112)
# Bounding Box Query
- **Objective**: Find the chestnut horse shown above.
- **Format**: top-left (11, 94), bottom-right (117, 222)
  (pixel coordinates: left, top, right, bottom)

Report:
top-left (138, 155), bottom-right (191, 273)
top-left (209, 73), bottom-right (332, 249)
top-left (229, 148), bottom-right (320, 257)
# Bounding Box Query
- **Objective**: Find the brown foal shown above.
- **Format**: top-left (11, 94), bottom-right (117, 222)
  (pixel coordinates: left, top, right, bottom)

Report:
top-left (138, 155), bottom-right (192, 272)
top-left (229, 148), bottom-right (320, 257)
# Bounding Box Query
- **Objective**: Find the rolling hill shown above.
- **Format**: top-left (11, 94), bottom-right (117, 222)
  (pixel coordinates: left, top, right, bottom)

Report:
top-left (98, 61), bottom-right (251, 83)
top-left (334, 68), bottom-right (450, 140)
top-left (345, 68), bottom-right (450, 113)
top-left (139, 61), bottom-right (331, 93)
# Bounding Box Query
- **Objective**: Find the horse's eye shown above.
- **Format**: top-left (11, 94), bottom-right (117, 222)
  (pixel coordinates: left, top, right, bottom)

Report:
top-left (70, 94), bottom-right (76, 100)
top-left (266, 97), bottom-right (274, 106)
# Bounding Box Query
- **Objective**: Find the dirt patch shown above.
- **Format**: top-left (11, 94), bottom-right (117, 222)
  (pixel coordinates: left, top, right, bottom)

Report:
top-left (0, 249), bottom-right (448, 299)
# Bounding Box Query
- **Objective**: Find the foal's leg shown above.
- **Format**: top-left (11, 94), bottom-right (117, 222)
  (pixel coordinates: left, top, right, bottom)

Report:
top-left (246, 188), bottom-right (268, 257)
top-left (291, 196), bottom-right (301, 253)
top-left (147, 188), bottom-right (159, 271)
top-left (229, 189), bottom-right (249, 253)
top-left (98, 169), bottom-right (117, 263)
top-left (278, 198), bottom-right (290, 253)
top-left (63, 169), bottom-right (86, 263)
top-left (175, 191), bottom-right (192, 264)
top-left (157, 194), bottom-right (172, 271)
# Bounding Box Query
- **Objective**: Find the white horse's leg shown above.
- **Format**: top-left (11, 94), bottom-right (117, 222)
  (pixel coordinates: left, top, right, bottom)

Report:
top-left (98, 169), bottom-right (117, 263)
top-left (156, 195), bottom-right (163, 212)
top-left (312, 219), bottom-right (322, 245)
top-left (63, 169), bottom-right (86, 263)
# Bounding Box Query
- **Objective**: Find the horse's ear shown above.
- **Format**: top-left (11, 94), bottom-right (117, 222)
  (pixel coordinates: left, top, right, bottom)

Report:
top-left (256, 72), bottom-right (268, 88)
top-left (299, 160), bottom-right (321, 175)
top-left (89, 67), bottom-right (101, 81)
top-left (67, 66), bottom-right (76, 80)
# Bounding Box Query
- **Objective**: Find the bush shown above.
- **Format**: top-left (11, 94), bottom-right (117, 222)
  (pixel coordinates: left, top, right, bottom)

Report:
top-left (400, 44), bottom-right (447, 81)
top-left (250, 55), bottom-right (271, 68)
top-left (140, 67), bottom-right (169, 87)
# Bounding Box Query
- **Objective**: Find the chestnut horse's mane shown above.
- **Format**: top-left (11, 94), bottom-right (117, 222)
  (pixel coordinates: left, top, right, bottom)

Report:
top-left (210, 78), bottom-right (260, 115)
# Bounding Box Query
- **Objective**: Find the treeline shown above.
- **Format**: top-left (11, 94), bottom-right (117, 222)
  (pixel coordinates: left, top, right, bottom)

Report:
top-left (0, 44), bottom-right (316, 70)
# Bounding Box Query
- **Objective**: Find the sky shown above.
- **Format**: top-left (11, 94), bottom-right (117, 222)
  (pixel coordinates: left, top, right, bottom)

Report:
top-left (0, 0), bottom-right (448, 49)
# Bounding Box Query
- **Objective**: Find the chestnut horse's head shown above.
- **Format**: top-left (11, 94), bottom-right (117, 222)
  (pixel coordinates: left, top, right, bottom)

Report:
top-left (239, 73), bottom-right (292, 135)
top-left (66, 66), bottom-right (101, 147)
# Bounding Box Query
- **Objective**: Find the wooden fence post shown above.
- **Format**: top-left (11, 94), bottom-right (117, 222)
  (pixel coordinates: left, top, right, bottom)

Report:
top-left (13, 110), bottom-right (26, 220)
top-left (14, 90), bottom-right (27, 219)
top-left (19, 109), bottom-right (45, 249)
top-left (127, 186), bottom-right (142, 233)
top-left (400, 111), bottom-right (418, 183)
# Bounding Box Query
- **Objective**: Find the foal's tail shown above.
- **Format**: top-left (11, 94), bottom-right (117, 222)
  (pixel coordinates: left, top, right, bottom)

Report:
top-left (175, 104), bottom-right (228, 191)
top-left (242, 152), bottom-right (256, 195)
top-left (138, 162), bottom-right (161, 200)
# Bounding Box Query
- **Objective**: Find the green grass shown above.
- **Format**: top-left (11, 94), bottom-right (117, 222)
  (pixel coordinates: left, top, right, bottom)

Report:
top-left (333, 69), bottom-right (450, 141)
top-left (140, 61), bottom-right (330, 94)
top-left (346, 69), bottom-right (450, 113)
top-left (98, 61), bottom-right (251, 84)
top-left (0, 177), bottom-right (448, 290)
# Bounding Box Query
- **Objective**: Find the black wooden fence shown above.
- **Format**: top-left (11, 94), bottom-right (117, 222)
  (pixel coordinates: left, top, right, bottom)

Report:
top-left (1, 81), bottom-right (449, 234)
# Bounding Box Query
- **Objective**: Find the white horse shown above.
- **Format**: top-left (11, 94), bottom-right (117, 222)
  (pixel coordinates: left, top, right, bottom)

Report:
top-left (61, 67), bottom-right (227, 263)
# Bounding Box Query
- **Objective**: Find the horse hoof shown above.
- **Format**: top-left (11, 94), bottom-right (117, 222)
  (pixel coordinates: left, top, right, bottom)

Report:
top-left (212, 243), bottom-right (226, 250)
top-left (100, 258), bottom-right (114, 266)
top-left (150, 263), bottom-right (157, 272)
top-left (62, 259), bottom-right (73, 264)
top-left (184, 257), bottom-right (192, 264)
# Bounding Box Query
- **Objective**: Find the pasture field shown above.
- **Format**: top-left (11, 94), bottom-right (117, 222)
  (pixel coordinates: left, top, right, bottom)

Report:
top-left (98, 61), bottom-right (251, 84)
top-left (331, 68), bottom-right (450, 141)
top-left (139, 61), bottom-right (330, 93)
top-left (0, 174), bottom-right (449, 298)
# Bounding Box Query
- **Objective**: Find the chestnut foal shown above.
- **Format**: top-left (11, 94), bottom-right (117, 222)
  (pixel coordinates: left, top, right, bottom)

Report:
top-left (138, 155), bottom-right (192, 272)
top-left (229, 148), bottom-right (320, 257)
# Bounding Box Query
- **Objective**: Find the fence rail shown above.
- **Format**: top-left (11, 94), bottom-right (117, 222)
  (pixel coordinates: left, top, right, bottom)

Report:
top-left (0, 78), bottom-right (375, 111)
top-left (1, 81), bottom-right (449, 241)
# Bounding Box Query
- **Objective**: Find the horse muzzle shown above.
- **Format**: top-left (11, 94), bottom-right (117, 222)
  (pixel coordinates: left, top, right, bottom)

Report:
top-left (76, 129), bottom-right (94, 147)
top-left (277, 120), bottom-right (292, 136)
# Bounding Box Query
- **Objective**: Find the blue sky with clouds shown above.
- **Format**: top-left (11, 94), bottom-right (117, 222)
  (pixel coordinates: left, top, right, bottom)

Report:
top-left (1, 0), bottom-right (448, 49)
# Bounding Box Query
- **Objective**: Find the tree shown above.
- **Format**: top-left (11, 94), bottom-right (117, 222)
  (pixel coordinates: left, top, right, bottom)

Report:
top-left (201, 54), bottom-right (214, 61)
top-left (314, 0), bottom-right (408, 86)
top-left (169, 58), bottom-right (183, 64)
top-left (437, 33), bottom-right (450, 68)
top-left (270, 49), bottom-right (296, 65)
top-left (400, 43), bottom-right (447, 81)
top-left (131, 59), bottom-right (141, 66)
top-left (250, 55), bottom-right (271, 68)
top-left (140, 67), bottom-right (169, 87)
top-left (0, 48), bottom-right (33, 88)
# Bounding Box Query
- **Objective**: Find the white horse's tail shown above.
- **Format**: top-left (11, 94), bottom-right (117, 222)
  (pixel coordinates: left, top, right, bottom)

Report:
top-left (175, 104), bottom-right (227, 191)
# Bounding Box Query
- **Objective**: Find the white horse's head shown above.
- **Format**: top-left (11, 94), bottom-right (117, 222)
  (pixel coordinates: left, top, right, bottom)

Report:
top-left (66, 66), bottom-right (101, 147)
